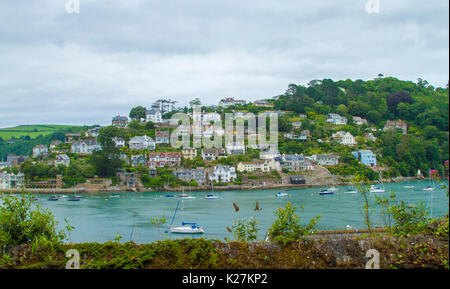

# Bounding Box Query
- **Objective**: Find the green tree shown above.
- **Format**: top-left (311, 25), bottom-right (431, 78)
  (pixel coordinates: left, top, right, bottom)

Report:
top-left (129, 106), bottom-right (147, 122)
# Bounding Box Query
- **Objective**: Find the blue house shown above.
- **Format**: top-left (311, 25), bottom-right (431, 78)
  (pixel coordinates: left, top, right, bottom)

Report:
top-left (352, 150), bottom-right (377, 167)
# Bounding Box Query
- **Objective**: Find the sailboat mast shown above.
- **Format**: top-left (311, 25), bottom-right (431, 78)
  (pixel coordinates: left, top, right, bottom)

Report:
top-left (170, 198), bottom-right (181, 227)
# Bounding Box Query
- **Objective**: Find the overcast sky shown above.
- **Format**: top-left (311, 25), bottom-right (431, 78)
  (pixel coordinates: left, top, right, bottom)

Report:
top-left (0, 0), bottom-right (448, 128)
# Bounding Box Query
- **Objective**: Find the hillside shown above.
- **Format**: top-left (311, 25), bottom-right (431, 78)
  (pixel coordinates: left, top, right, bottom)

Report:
top-left (0, 125), bottom-right (83, 140)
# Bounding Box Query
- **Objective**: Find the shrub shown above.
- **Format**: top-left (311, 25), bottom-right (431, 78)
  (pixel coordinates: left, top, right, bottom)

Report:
top-left (268, 202), bottom-right (321, 245)
top-left (0, 193), bottom-right (66, 246)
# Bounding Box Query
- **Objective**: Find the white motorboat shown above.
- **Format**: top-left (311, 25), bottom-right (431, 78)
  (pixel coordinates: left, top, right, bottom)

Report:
top-left (318, 189), bottom-right (334, 195)
top-left (275, 192), bottom-right (288, 197)
top-left (404, 185), bottom-right (415, 189)
top-left (423, 186), bottom-right (435, 191)
top-left (179, 194), bottom-right (195, 199)
top-left (370, 185), bottom-right (385, 193)
top-left (170, 222), bottom-right (205, 234)
top-left (344, 190), bottom-right (358, 194)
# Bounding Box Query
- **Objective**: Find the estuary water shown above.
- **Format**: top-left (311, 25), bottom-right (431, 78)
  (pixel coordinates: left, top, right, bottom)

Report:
top-left (18, 180), bottom-right (450, 243)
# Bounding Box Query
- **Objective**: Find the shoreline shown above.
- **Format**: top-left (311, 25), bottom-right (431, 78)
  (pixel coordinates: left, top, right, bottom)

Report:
top-left (0, 176), bottom-right (432, 195)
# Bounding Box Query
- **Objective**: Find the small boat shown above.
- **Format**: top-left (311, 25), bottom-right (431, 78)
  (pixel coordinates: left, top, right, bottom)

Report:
top-left (370, 185), bottom-right (385, 193)
top-left (204, 194), bottom-right (218, 199)
top-left (318, 189), bottom-right (334, 195)
top-left (109, 195), bottom-right (120, 198)
top-left (57, 195), bottom-right (68, 199)
top-left (423, 186), bottom-right (435, 191)
top-left (404, 185), bottom-right (415, 189)
top-left (344, 190), bottom-right (358, 194)
top-left (48, 196), bottom-right (59, 201)
top-left (165, 194), bottom-right (175, 197)
top-left (179, 194), bottom-right (195, 199)
top-left (275, 192), bottom-right (288, 197)
top-left (170, 222), bottom-right (205, 234)
top-left (327, 186), bottom-right (338, 192)
top-left (67, 196), bottom-right (81, 202)
top-left (169, 199), bottom-right (205, 234)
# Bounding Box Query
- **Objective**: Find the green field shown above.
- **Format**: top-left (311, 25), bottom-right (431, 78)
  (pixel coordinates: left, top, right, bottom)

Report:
top-left (0, 125), bottom-right (84, 140)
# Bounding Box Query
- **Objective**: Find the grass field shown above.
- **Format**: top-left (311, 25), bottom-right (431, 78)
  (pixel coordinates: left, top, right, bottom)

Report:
top-left (0, 125), bottom-right (83, 140)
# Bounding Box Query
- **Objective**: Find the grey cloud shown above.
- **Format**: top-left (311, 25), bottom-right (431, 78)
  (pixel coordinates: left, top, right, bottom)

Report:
top-left (0, 0), bottom-right (448, 128)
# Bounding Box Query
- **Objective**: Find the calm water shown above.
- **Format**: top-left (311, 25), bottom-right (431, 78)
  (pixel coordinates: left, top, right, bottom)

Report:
top-left (13, 180), bottom-right (449, 243)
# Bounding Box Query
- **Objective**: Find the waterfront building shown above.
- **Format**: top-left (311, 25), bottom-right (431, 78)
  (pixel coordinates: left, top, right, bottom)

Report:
top-left (148, 152), bottom-right (181, 169)
top-left (172, 168), bottom-right (207, 184)
top-left (352, 150), bottom-right (377, 167)
top-left (237, 159), bottom-right (280, 173)
top-left (116, 169), bottom-right (137, 189)
top-left (129, 135), bottom-right (155, 151)
top-left (71, 139), bottom-right (102, 154)
top-left (54, 154), bottom-right (70, 167)
top-left (276, 154), bottom-right (314, 172)
top-left (327, 113), bottom-right (347, 125)
top-left (209, 165), bottom-right (237, 183)
top-left (0, 172), bottom-right (25, 189)
top-left (290, 175), bottom-right (306, 184)
top-left (112, 115), bottom-right (129, 128)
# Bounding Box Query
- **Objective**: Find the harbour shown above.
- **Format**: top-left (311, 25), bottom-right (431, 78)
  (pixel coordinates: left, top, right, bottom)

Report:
top-left (5, 180), bottom-right (446, 244)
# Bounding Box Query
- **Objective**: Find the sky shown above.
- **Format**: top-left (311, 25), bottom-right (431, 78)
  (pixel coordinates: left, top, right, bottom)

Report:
top-left (0, 0), bottom-right (448, 128)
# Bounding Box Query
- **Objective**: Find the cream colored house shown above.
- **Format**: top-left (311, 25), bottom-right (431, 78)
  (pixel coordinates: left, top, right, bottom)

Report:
top-left (182, 147), bottom-right (197, 160)
top-left (237, 159), bottom-right (280, 173)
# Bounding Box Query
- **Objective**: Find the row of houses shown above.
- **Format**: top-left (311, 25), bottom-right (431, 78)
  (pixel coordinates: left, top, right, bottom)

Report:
top-left (0, 172), bottom-right (25, 189)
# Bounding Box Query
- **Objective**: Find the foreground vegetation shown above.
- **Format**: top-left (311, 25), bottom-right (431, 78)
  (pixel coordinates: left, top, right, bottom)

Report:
top-left (0, 181), bottom-right (448, 269)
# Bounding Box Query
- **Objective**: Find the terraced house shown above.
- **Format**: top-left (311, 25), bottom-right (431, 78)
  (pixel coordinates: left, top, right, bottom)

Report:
top-left (276, 154), bottom-right (314, 172)
top-left (148, 152), bottom-right (181, 169)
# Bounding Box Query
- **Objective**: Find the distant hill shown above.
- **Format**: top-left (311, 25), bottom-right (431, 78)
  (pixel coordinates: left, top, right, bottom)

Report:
top-left (0, 125), bottom-right (84, 140)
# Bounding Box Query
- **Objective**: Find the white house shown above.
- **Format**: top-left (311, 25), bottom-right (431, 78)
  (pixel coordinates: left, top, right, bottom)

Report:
top-left (332, 131), bottom-right (356, 146)
top-left (353, 116), bottom-right (368, 126)
top-left (129, 135), bottom-right (155, 151)
top-left (55, 154), bottom-right (70, 167)
top-left (0, 172), bottom-right (25, 189)
top-left (112, 137), bottom-right (125, 148)
top-left (327, 113), bottom-right (347, 125)
top-left (237, 159), bottom-right (280, 173)
top-left (225, 142), bottom-right (245, 155)
top-left (146, 109), bottom-right (163, 123)
top-left (209, 165), bottom-right (237, 183)
top-left (309, 154), bottom-right (339, 166)
top-left (33, 145), bottom-right (48, 158)
top-left (71, 139), bottom-right (101, 154)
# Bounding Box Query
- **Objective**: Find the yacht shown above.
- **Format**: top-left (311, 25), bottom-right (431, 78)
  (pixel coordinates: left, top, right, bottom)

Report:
top-left (170, 222), bottom-right (205, 234)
